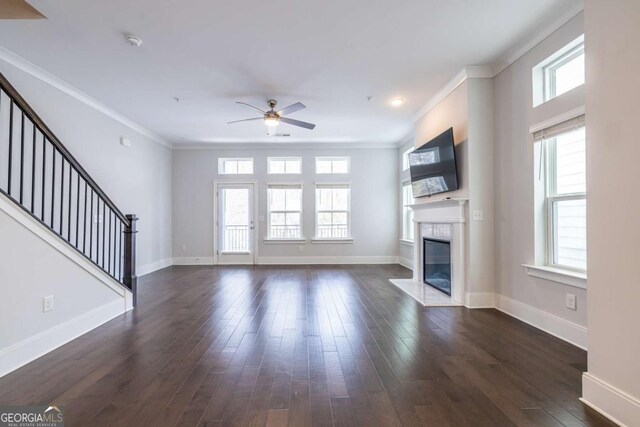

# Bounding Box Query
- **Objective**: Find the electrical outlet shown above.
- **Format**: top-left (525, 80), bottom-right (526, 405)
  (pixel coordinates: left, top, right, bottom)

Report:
top-left (43, 295), bottom-right (54, 312)
top-left (566, 294), bottom-right (576, 310)
top-left (298, 245), bottom-right (304, 252)
top-left (472, 210), bottom-right (484, 221)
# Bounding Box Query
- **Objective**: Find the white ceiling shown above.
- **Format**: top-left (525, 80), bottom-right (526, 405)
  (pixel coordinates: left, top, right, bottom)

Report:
top-left (0, 0), bottom-right (582, 146)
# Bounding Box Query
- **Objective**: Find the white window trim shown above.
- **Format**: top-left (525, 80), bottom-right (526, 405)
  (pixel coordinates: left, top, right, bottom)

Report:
top-left (267, 157), bottom-right (302, 174)
top-left (402, 147), bottom-right (415, 171)
top-left (401, 180), bottom-right (414, 242)
top-left (315, 156), bottom-right (350, 174)
top-left (531, 113), bottom-right (587, 283)
top-left (266, 183), bottom-right (304, 240)
top-left (532, 34), bottom-right (584, 107)
top-left (314, 182), bottom-right (352, 240)
top-left (218, 157), bottom-right (254, 175)
top-left (263, 238), bottom-right (307, 244)
top-left (543, 42), bottom-right (585, 101)
top-left (522, 264), bottom-right (586, 289)
top-left (311, 238), bottom-right (354, 244)
top-left (543, 128), bottom-right (586, 273)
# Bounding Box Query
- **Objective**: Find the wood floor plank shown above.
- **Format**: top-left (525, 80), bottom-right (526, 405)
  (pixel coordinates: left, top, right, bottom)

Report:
top-left (0, 265), bottom-right (615, 427)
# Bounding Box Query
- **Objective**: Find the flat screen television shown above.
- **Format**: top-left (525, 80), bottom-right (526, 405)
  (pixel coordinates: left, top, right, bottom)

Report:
top-left (409, 127), bottom-right (459, 198)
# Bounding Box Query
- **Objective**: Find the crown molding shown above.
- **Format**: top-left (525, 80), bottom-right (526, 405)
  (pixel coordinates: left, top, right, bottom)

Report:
top-left (173, 141), bottom-right (399, 150)
top-left (412, 65), bottom-right (493, 123)
top-left (0, 45), bottom-right (173, 149)
top-left (412, 3), bottom-right (583, 125)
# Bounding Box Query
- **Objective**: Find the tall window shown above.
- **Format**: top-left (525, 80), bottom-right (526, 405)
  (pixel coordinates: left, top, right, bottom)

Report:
top-left (267, 185), bottom-right (302, 239)
top-left (402, 147), bottom-right (415, 171)
top-left (544, 43), bottom-right (585, 101)
top-left (315, 184), bottom-right (350, 239)
top-left (540, 120), bottom-right (586, 271)
top-left (268, 157), bottom-right (302, 174)
top-left (218, 158), bottom-right (253, 174)
top-left (315, 157), bottom-right (350, 174)
top-left (402, 182), bottom-right (415, 241)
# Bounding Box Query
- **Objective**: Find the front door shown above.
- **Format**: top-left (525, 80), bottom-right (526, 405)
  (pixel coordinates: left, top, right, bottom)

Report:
top-left (216, 183), bottom-right (255, 264)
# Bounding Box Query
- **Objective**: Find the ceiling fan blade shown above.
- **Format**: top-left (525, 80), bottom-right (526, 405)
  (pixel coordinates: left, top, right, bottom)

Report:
top-left (277, 102), bottom-right (305, 116)
top-left (236, 101), bottom-right (265, 114)
top-left (0, 0), bottom-right (46, 19)
top-left (280, 117), bottom-right (316, 130)
top-left (227, 117), bottom-right (263, 124)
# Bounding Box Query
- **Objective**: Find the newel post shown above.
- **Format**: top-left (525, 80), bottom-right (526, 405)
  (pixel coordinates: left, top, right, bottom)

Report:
top-left (124, 214), bottom-right (138, 307)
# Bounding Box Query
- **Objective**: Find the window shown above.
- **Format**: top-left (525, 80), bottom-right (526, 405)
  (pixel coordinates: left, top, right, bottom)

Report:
top-left (267, 185), bottom-right (302, 239)
top-left (315, 184), bottom-right (350, 239)
top-left (315, 157), bottom-right (350, 174)
top-left (218, 158), bottom-right (253, 174)
top-left (544, 43), bottom-right (585, 101)
top-left (402, 147), bottom-right (415, 171)
top-left (402, 182), bottom-right (415, 241)
top-left (542, 123), bottom-right (586, 271)
top-left (268, 157), bottom-right (302, 174)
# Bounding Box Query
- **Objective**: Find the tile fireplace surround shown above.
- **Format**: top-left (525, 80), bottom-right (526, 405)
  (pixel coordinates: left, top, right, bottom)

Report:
top-left (390, 198), bottom-right (468, 306)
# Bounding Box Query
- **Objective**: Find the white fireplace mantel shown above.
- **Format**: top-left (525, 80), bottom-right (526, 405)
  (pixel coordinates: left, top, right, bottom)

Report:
top-left (409, 197), bottom-right (468, 224)
top-left (405, 197), bottom-right (468, 305)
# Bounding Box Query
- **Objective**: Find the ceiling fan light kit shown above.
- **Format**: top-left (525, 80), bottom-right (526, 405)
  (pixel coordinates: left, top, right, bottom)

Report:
top-left (228, 99), bottom-right (316, 130)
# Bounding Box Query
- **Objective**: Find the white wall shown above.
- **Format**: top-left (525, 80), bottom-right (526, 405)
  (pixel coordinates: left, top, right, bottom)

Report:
top-left (0, 196), bottom-right (129, 376)
top-left (0, 58), bottom-right (173, 273)
top-left (414, 81), bottom-right (469, 200)
top-left (467, 78), bottom-right (495, 297)
top-left (582, 1), bottom-right (640, 424)
top-left (492, 14), bottom-right (587, 327)
top-left (172, 146), bottom-right (398, 263)
top-left (410, 79), bottom-right (496, 304)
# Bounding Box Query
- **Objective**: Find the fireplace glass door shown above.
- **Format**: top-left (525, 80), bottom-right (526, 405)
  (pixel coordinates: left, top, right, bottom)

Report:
top-left (423, 237), bottom-right (451, 295)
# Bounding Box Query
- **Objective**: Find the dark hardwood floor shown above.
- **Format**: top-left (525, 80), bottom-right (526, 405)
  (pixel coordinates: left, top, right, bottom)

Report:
top-left (0, 265), bottom-right (614, 426)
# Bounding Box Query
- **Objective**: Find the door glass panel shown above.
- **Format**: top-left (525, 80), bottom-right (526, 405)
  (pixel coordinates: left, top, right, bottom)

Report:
top-left (221, 188), bottom-right (249, 252)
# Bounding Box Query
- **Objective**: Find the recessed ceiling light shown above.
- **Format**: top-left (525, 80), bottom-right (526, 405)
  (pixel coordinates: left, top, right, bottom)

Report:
top-left (390, 97), bottom-right (405, 107)
top-left (125, 34), bottom-right (143, 47)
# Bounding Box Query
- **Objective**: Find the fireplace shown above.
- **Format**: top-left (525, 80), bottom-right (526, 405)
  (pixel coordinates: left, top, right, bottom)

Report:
top-left (423, 237), bottom-right (452, 296)
top-left (389, 198), bottom-right (467, 306)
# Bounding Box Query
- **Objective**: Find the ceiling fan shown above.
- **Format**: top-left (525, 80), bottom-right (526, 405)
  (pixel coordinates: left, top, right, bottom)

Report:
top-left (228, 99), bottom-right (316, 130)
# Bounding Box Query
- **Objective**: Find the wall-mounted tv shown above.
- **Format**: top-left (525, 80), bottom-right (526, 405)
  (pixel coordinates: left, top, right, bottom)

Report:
top-left (409, 127), bottom-right (459, 198)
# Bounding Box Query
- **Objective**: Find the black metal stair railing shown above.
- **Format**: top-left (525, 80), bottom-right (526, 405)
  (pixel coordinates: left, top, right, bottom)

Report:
top-left (0, 72), bottom-right (138, 305)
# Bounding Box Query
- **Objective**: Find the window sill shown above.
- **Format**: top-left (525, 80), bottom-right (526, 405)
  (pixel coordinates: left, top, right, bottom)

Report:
top-left (399, 239), bottom-right (414, 247)
top-left (522, 264), bottom-right (587, 289)
top-left (263, 238), bottom-right (306, 244)
top-left (311, 238), bottom-right (354, 244)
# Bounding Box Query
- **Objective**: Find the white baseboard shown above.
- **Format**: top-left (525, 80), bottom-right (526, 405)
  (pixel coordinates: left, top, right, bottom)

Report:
top-left (582, 372), bottom-right (640, 427)
top-left (495, 294), bottom-right (587, 350)
top-left (0, 299), bottom-right (126, 378)
top-left (256, 255), bottom-right (399, 265)
top-left (465, 292), bottom-right (495, 308)
top-left (172, 256), bottom-right (215, 265)
top-left (138, 257), bottom-right (173, 276)
top-left (398, 256), bottom-right (413, 270)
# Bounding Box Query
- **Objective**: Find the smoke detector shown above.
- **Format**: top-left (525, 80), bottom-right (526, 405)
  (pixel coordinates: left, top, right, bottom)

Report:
top-left (125, 35), bottom-right (143, 47)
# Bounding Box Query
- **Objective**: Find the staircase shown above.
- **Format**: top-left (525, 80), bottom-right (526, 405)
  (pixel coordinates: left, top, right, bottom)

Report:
top-left (0, 71), bottom-right (138, 305)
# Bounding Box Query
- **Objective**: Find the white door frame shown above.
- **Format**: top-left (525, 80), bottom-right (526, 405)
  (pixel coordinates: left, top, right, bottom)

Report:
top-left (213, 180), bottom-right (259, 265)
